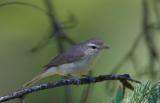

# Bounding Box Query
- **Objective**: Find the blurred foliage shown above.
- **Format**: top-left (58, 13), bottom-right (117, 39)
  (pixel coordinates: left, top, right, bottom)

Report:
top-left (125, 82), bottom-right (160, 103)
top-left (112, 82), bottom-right (160, 103)
top-left (0, 0), bottom-right (160, 103)
top-left (112, 85), bottom-right (124, 103)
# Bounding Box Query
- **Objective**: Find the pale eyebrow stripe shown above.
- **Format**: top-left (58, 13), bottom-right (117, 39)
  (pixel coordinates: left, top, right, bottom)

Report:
top-left (87, 43), bottom-right (97, 47)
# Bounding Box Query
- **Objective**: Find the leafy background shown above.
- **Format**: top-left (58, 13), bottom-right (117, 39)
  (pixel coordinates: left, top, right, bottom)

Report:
top-left (0, 0), bottom-right (159, 103)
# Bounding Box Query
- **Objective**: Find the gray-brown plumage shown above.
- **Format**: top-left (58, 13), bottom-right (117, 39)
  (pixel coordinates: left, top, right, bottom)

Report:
top-left (44, 38), bottom-right (105, 68)
top-left (23, 38), bottom-right (109, 87)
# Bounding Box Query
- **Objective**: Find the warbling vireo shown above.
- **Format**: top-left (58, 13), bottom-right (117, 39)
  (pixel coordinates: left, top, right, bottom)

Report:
top-left (23, 38), bottom-right (109, 87)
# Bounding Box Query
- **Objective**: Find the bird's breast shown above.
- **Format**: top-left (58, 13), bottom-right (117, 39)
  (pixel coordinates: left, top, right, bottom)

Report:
top-left (57, 54), bottom-right (97, 75)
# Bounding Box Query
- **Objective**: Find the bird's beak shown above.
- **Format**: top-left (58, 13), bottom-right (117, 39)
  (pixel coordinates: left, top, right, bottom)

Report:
top-left (101, 43), bottom-right (109, 49)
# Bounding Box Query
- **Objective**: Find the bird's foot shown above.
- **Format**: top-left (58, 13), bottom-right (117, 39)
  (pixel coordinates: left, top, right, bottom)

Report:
top-left (82, 75), bottom-right (95, 82)
top-left (72, 78), bottom-right (81, 84)
top-left (66, 77), bottom-right (81, 85)
top-left (62, 75), bottom-right (81, 85)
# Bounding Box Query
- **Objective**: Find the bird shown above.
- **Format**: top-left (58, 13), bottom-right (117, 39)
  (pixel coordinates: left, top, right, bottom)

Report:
top-left (23, 38), bottom-right (109, 87)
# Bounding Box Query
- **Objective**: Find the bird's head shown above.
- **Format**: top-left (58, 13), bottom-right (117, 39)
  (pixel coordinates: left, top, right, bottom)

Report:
top-left (82, 38), bottom-right (109, 56)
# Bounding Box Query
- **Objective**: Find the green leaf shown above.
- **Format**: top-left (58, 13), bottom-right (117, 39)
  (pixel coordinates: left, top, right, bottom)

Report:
top-left (126, 81), bottom-right (160, 103)
top-left (113, 85), bottom-right (124, 103)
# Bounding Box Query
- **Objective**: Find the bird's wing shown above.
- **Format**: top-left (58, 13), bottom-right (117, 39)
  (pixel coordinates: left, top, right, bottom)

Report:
top-left (43, 47), bottom-right (85, 71)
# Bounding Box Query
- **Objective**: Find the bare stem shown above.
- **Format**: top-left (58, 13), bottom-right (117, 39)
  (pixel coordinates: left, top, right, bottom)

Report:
top-left (0, 74), bottom-right (140, 103)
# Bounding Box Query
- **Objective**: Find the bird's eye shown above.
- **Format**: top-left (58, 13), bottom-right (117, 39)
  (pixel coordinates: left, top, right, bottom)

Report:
top-left (91, 46), bottom-right (97, 49)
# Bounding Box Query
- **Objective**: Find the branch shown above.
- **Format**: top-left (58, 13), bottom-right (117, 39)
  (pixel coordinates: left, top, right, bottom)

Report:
top-left (0, 74), bottom-right (140, 103)
top-left (43, 0), bottom-right (75, 103)
top-left (111, 0), bottom-right (160, 78)
top-left (30, 0), bottom-right (76, 53)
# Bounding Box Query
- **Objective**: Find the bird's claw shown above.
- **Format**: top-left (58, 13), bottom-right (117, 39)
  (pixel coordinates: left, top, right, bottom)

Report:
top-left (70, 78), bottom-right (81, 85)
top-left (82, 75), bottom-right (95, 82)
top-left (74, 78), bottom-right (81, 84)
top-left (86, 76), bottom-right (95, 82)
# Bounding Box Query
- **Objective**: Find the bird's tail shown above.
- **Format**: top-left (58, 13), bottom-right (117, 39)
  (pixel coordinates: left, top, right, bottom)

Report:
top-left (22, 73), bottom-right (43, 88)
top-left (23, 67), bottom-right (58, 88)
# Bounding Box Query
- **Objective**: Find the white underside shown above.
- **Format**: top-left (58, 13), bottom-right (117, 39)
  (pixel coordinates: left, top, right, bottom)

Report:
top-left (42, 54), bottom-right (97, 77)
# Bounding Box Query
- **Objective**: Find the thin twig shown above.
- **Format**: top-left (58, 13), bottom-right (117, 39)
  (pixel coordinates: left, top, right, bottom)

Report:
top-left (143, 0), bottom-right (159, 77)
top-left (152, 0), bottom-right (160, 29)
top-left (111, 33), bottom-right (143, 73)
top-left (43, 1), bottom-right (75, 103)
top-left (80, 72), bottom-right (93, 103)
top-left (0, 0), bottom-right (75, 103)
top-left (111, 0), bottom-right (160, 76)
top-left (0, 74), bottom-right (140, 103)
top-left (30, 0), bottom-right (76, 53)
top-left (0, 1), bottom-right (76, 52)
top-left (80, 84), bottom-right (93, 103)
top-left (0, 1), bottom-right (48, 14)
